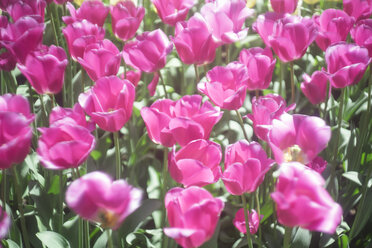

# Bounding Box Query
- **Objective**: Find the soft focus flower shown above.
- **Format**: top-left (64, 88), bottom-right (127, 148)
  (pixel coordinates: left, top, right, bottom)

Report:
top-left (268, 15), bottom-right (317, 62)
top-left (0, 208), bottom-right (10, 239)
top-left (351, 19), bottom-right (372, 57)
top-left (18, 45), bottom-right (68, 95)
top-left (110, 0), bottom-right (145, 41)
top-left (151, 0), bottom-right (196, 26)
top-left (63, 1), bottom-right (109, 26)
top-left (343, 0), bottom-right (372, 22)
top-left (300, 70), bottom-right (330, 105)
top-left (239, 47), bottom-right (276, 90)
top-left (172, 13), bottom-right (218, 65)
top-left (233, 208), bottom-right (260, 234)
top-left (271, 162), bottom-right (342, 233)
top-left (6, 0), bottom-right (46, 22)
top-left (247, 94), bottom-right (294, 141)
top-left (252, 12), bottom-right (285, 47)
top-left (313, 9), bottom-right (354, 51)
top-left (164, 186), bottom-right (224, 248)
top-left (222, 141), bottom-right (274, 195)
top-left (200, 0), bottom-right (253, 44)
top-left (270, 0), bottom-right (298, 14)
top-left (37, 124), bottom-right (96, 170)
top-left (120, 70), bottom-right (142, 87)
top-left (0, 0), bottom-right (17, 10)
top-left (66, 171), bottom-right (142, 229)
top-left (141, 95), bottom-right (222, 147)
top-left (197, 62), bottom-right (249, 110)
top-left (0, 94), bottom-right (34, 122)
top-left (306, 156), bottom-right (327, 174)
top-left (325, 43), bottom-right (371, 88)
top-left (169, 139), bottom-right (222, 187)
top-left (268, 113), bottom-right (331, 165)
top-left (77, 39), bottom-right (121, 81)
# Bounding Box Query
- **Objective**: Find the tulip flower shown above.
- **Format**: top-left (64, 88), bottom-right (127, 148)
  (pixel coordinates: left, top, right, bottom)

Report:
top-left (252, 12), bottom-right (285, 47)
top-left (77, 39), bottom-right (121, 81)
top-left (65, 171), bottom-right (142, 230)
top-left (0, 0), bottom-right (17, 10)
top-left (110, 0), bottom-right (145, 41)
top-left (300, 70), bottom-right (330, 105)
top-left (0, 94), bottom-right (34, 122)
top-left (78, 76), bottom-right (135, 132)
top-left (141, 95), bottom-right (223, 147)
top-left (233, 208), bottom-right (260, 234)
top-left (271, 162), bottom-right (342, 233)
top-left (197, 62), bottom-right (249, 110)
top-left (0, 208), bottom-right (10, 239)
top-left (18, 45), bottom-right (68, 95)
top-left (63, 1), bottom-right (109, 26)
top-left (343, 0), bottom-right (372, 22)
top-left (239, 47), bottom-right (276, 90)
top-left (325, 43), bottom-right (371, 88)
top-left (270, 0), bottom-right (298, 13)
top-left (164, 186), bottom-right (224, 248)
top-left (306, 156), bottom-right (327, 174)
top-left (6, 0), bottom-right (46, 22)
top-left (222, 141), bottom-right (274, 195)
top-left (313, 9), bottom-right (354, 51)
top-left (351, 19), bottom-right (372, 57)
top-left (120, 70), bottom-right (142, 87)
top-left (268, 113), bottom-right (331, 165)
top-left (151, 0), bottom-right (196, 26)
top-left (169, 139), bottom-right (222, 187)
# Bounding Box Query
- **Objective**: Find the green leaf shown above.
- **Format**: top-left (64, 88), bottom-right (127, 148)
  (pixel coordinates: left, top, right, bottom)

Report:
top-left (4, 240), bottom-right (20, 248)
top-left (48, 175), bottom-right (60, 195)
top-left (36, 231), bottom-right (71, 248)
top-left (342, 171), bottom-right (362, 186)
top-left (292, 228), bottom-right (311, 248)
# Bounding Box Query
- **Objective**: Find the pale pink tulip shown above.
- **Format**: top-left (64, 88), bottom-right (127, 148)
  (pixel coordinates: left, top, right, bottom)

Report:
top-left (151, 0), bottom-right (196, 26)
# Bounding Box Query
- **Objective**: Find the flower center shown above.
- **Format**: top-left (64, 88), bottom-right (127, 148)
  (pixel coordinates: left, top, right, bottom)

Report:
top-left (97, 210), bottom-right (119, 229)
top-left (283, 145), bottom-right (306, 163)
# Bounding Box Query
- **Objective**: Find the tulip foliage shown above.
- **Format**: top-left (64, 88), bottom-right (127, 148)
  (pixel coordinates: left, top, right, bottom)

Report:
top-left (0, 0), bottom-right (372, 247)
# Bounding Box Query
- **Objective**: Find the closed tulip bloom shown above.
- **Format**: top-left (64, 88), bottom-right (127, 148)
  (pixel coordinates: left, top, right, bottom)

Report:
top-left (63, 1), bottom-right (109, 26)
top-left (271, 162), bottom-right (342, 233)
top-left (0, 94), bottom-right (34, 122)
top-left (222, 141), bottom-right (274, 195)
top-left (66, 171), bottom-right (142, 230)
top-left (78, 76), bottom-right (135, 132)
top-left (141, 95), bottom-right (223, 147)
top-left (169, 139), bottom-right (222, 187)
top-left (6, 0), bottom-right (46, 22)
top-left (343, 0), bottom-right (372, 22)
top-left (239, 47), bottom-right (276, 90)
top-left (78, 39), bottom-right (121, 81)
top-left (151, 0), bottom-right (196, 26)
top-left (268, 113), bottom-right (331, 165)
top-left (18, 45), bottom-right (68, 95)
top-left (270, 0), bottom-right (298, 13)
top-left (269, 15), bottom-right (317, 62)
top-left (164, 186), bottom-right (224, 248)
top-left (351, 19), bottom-right (372, 57)
top-left (173, 13), bottom-right (218, 65)
top-left (120, 70), bottom-right (142, 87)
top-left (233, 208), bottom-right (260, 234)
top-left (198, 62), bottom-right (249, 110)
top-left (110, 0), bottom-right (145, 41)
top-left (252, 12), bottom-right (285, 47)
top-left (300, 70), bottom-right (330, 105)
top-left (313, 9), bottom-right (354, 51)
top-left (325, 43), bottom-right (371, 88)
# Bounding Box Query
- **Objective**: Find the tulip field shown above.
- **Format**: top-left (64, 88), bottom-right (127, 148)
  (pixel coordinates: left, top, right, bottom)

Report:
top-left (1, 0), bottom-right (372, 247)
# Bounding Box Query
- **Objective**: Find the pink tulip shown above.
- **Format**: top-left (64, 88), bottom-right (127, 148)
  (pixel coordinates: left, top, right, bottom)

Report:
top-left (151, 0), bottom-right (196, 26)
top-left (306, 156), bottom-right (327, 174)
top-left (233, 208), bottom-right (260, 234)
top-left (239, 47), bottom-right (276, 90)
top-left (120, 70), bottom-right (142, 87)
top-left (269, 15), bottom-right (317, 62)
top-left (0, 17), bottom-right (16, 71)
top-left (63, 1), bottom-right (109, 26)
top-left (197, 62), bottom-right (249, 110)
top-left (169, 139), bottom-right (222, 187)
top-left (172, 13), bottom-right (218, 65)
top-left (65, 171), bottom-right (142, 230)
top-left (78, 76), bottom-right (135, 132)
top-left (313, 9), bottom-right (354, 51)
top-left (343, 0), bottom-right (372, 22)
top-left (271, 162), bottom-right (342, 233)
top-left (77, 39), bottom-right (121, 81)
top-left (6, 0), bottom-right (46, 22)
top-left (0, 208), bottom-right (10, 239)
top-left (222, 141), bottom-right (274, 195)
top-left (110, 0), bottom-right (145, 41)
top-left (200, 0), bottom-right (253, 44)
top-left (300, 70), bottom-right (330, 105)
top-left (351, 19), bottom-right (372, 57)
top-left (164, 186), bottom-right (224, 248)
top-left (247, 94), bottom-right (295, 141)
top-left (62, 20), bottom-right (105, 60)
top-left (252, 12), bottom-right (285, 47)
top-left (0, 94), bottom-right (34, 122)
top-left (0, 16), bottom-right (44, 64)
top-left (0, 0), bottom-right (17, 10)
top-left (18, 45), bottom-right (68, 95)
top-left (268, 113), bottom-right (331, 165)
top-left (325, 43), bottom-right (371, 88)
top-left (270, 0), bottom-right (298, 14)
top-left (141, 95), bottom-right (223, 147)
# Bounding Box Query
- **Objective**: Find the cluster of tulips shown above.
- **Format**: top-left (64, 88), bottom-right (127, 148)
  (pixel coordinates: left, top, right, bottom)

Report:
top-left (0, 0), bottom-right (371, 247)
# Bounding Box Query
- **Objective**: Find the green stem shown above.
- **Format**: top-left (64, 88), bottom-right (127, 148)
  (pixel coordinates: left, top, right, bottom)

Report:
top-left (1, 170), bottom-right (6, 210)
top-left (255, 190), bottom-right (262, 247)
top-left (39, 95), bottom-right (48, 126)
top-left (194, 64), bottom-right (199, 85)
top-left (290, 61), bottom-right (295, 103)
top-left (81, 68), bottom-right (85, 93)
top-left (47, 4), bottom-right (59, 47)
top-left (78, 218), bottom-right (83, 248)
top-left (367, 65), bottom-right (372, 114)
top-left (159, 70), bottom-right (169, 99)
top-left (114, 132), bottom-right (121, 179)
top-left (235, 110), bottom-right (249, 141)
top-left (0, 71), bottom-right (4, 94)
top-left (107, 229), bottom-right (114, 248)
top-left (161, 148), bottom-right (169, 248)
top-left (279, 60), bottom-right (283, 96)
top-left (283, 227), bottom-right (292, 248)
top-left (241, 195), bottom-right (253, 248)
top-left (323, 81), bottom-right (330, 121)
top-left (85, 220), bottom-right (90, 248)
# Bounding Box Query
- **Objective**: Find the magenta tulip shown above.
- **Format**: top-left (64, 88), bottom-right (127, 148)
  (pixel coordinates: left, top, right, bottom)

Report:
top-left (271, 162), bottom-right (342, 233)
top-left (300, 70), bottom-right (330, 105)
top-left (233, 208), bottom-right (260, 234)
top-left (78, 76), bottom-right (135, 132)
top-left (164, 186), bottom-right (224, 248)
top-left (63, 1), bottom-right (109, 26)
top-left (198, 62), bottom-right (249, 110)
top-left (239, 47), bottom-right (276, 90)
top-left (6, 0), bottom-right (46, 22)
top-left (0, 208), bottom-right (10, 239)
top-left (306, 156), bottom-right (327, 174)
top-left (66, 171), bottom-right (142, 229)
top-left (151, 0), bottom-right (196, 26)
top-left (0, 94), bottom-right (34, 122)
top-left (18, 45), bottom-right (68, 95)
top-left (169, 139), bottom-right (222, 187)
top-left (252, 12), bottom-right (285, 47)
top-left (325, 43), bottom-right (371, 88)
top-left (343, 0), bottom-right (372, 22)
top-left (110, 0), bottom-right (145, 41)
top-left (0, 0), bottom-right (17, 10)
top-left (270, 0), bottom-right (298, 13)
top-left (351, 19), bottom-right (372, 57)
top-left (120, 70), bottom-right (142, 87)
